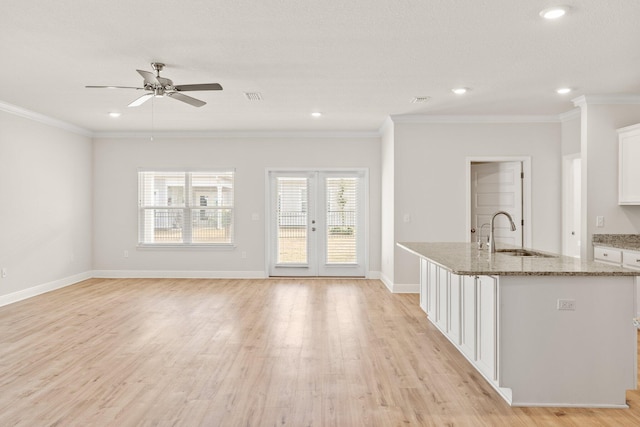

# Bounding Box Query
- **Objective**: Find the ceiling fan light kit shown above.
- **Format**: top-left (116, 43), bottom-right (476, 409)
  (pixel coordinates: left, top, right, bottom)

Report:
top-left (86, 62), bottom-right (223, 108)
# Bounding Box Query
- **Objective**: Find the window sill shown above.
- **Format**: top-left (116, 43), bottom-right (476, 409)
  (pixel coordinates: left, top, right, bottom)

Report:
top-left (137, 244), bottom-right (236, 251)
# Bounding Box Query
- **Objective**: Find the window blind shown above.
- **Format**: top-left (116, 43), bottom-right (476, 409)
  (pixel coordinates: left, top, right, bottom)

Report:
top-left (138, 170), bottom-right (234, 245)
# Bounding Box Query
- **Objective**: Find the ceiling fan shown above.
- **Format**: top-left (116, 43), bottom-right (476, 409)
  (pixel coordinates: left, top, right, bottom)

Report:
top-left (86, 62), bottom-right (222, 107)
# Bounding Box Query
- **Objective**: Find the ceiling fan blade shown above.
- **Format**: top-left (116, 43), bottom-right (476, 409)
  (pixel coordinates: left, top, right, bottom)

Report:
top-left (174, 83), bottom-right (223, 92)
top-left (166, 92), bottom-right (206, 107)
top-left (128, 93), bottom-right (154, 107)
top-left (85, 85), bottom-right (143, 89)
top-left (157, 76), bottom-right (173, 86)
top-left (137, 69), bottom-right (159, 85)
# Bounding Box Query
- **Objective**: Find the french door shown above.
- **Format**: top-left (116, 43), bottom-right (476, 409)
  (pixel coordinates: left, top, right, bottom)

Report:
top-left (268, 170), bottom-right (366, 277)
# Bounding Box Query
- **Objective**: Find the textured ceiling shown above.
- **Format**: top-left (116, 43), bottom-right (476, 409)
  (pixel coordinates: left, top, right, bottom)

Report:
top-left (1, 0), bottom-right (639, 133)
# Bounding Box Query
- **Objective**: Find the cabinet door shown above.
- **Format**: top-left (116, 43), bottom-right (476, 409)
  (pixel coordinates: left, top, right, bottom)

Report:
top-left (460, 275), bottom-right (477, 360)
top-left (419, 258), bottom-right (428, 313)
top-left (435, 266), bottom-right (449, 331)
top-left (619, 125), bottom-right (640, 204)
top-left (622, 250), bottom-right (640, 270)
top-left (594, 246), bottom-right (622, 265)
top-left (476, 275), bottom-right (498, 381)
top-left (427, 261), bottom-right (437, 319)
top-left (448, 273), bottom-right (461, 345)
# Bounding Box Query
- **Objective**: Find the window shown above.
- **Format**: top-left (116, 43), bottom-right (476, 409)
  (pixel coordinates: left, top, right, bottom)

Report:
top-left (138, 170), bottom-right (234, 246)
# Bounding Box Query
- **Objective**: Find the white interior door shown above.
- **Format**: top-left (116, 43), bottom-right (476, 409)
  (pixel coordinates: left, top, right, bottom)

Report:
top-left (562, 155), bottom-right (581, 258)
top-left (268, 170), bottom-right (366, 277)
top-left (470, 162), bottom-right (523, 247)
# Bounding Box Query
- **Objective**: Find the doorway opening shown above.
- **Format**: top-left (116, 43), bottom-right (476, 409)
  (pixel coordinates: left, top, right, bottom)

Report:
top-left (466, 157), bottom-right (531, 248)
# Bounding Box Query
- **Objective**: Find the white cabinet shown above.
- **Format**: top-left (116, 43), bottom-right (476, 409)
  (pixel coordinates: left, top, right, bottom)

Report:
top-left (476, 275), bottom-right (498, 381)
top-left (623, 249), bottom-right (640, 270)
top-left (419, 258), bottom-right (428, 313)
top-left (618, 123), bottom-right (640, 205)
top-left (418, 266), bottom-right (498, 385)
top-left (460, 274), bottom-right (477, 360)
top-left (427, 261), bottom-right (437, 318)
top-left (594, 246), bottom-right (622, 265)
top-left (447, 273), bottom-right (461, 345)
top-left (435, 267), bottom-right (449, 331)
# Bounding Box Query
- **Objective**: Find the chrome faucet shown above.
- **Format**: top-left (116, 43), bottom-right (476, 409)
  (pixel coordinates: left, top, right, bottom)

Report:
top-left (488, 211), bottom-right (517, 253)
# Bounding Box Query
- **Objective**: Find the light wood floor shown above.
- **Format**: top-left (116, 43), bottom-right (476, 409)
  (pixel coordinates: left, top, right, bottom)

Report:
top-left (1, 278), bottom-right (640, 426)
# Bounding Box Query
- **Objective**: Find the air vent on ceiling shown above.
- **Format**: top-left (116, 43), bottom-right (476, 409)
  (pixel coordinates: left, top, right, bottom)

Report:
top-left (244, 92), bottom-right (263, 101)
top-left (411, 96), bottom-right (431, 103)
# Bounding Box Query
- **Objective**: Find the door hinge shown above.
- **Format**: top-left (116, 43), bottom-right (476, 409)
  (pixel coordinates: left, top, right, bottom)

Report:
top-left (521, 219), bottom-right (524, 226)
top-left (521, 172), bottom-right (524, 179)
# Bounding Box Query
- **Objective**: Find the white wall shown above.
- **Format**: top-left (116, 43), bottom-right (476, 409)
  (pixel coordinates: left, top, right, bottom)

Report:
top-left (92, 136), bottom-right (381, 276)
top-left (561, 112), bottom-right (581, 156)
top-left (578, 102), bottom-right (640, 259)
top-left (380, 119), bottom-right (395, 288)
top-left (392, 121), bottom-right (562, 286)
top-left (0, 110), bottom-right (93, 302)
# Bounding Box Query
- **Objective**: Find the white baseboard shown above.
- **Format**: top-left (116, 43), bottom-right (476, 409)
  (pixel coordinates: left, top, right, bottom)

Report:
top-left (367, 270), bottom-right (381, 280)
top-left (380, 272), bottom-right (394, 292)
top-left (91, 270), bottom-right (268, 279)
top-left (392, 283), bottom-right (419, 293)
top-left (378, 272), bottom-right (419, 293)
top-left (0, 271), bottom-right (93, 308)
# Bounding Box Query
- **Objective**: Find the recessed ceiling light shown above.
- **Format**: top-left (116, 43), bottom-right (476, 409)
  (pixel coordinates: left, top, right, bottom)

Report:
top-left (108, 112), bottom-right (121, 118)
top-left (556, 87), bottom-right (572, 94)
top-left (452, 87), bottom-right (469, 95)
top-left (540, 6), bottom-right (568, 19)
top-left (311, 112), bottom-right (322, 118)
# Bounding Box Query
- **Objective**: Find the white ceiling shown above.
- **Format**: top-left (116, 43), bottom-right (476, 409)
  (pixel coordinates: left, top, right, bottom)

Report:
top-left (1, 0), bottom-right (639, 133)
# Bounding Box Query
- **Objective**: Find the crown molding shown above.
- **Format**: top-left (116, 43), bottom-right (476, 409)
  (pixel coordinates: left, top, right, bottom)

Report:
top-left (572, 94), bottom-right (640, 108)
top-left (558, 108), bottom-right (581, 122)
top-left (377, 116), bottom-right (394, 135)
top-left (0, 100), bottom-right (92, 137)
top-left (92, 130), bottom-right (381, 139)
top-left (390, 114), bottom-right (561, 124)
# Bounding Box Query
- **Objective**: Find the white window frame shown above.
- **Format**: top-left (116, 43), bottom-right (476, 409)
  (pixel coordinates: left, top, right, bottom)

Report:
top-left (137, 169), bottom-right (235, 248)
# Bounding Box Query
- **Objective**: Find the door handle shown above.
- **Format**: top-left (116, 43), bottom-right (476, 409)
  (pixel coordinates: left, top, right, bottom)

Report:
top-left (471, 228), bottom-right (476, 233)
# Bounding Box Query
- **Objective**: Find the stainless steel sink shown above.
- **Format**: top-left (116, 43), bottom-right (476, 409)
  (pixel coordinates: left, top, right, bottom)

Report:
top-left (496, 249), bottom-right (557, 258)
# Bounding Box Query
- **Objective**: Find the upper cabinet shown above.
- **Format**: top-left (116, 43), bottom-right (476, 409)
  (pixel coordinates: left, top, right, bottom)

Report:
top-left (618, 123), bottom-right (640, 205)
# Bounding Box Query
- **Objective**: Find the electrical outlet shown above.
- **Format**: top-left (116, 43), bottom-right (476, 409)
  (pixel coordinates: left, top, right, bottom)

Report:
top-left (124, 250), bottom-right (129, 258)
top-left (1, 268), bottom-right (7, 278)
top-left (557, 299), bottom-right (576, 310)
top-left (596, 216), bottom-right (604, 227)
top-left (403, 214), bottom-right (411, 223)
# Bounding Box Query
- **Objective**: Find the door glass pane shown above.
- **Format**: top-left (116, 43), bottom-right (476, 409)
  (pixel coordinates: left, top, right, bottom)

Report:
top-left (277, 177), bottom-right (308, 264)
top-left (326, 177), bottom-right (358, 264)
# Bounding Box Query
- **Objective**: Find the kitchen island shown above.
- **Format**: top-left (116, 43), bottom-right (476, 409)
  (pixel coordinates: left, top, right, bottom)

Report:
top-left (398, 242), bottom-right (639, 408)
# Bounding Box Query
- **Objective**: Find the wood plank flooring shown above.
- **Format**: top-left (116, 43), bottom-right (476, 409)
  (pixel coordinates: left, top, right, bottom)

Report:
top-left (1, 278), bottom-right (640, 426)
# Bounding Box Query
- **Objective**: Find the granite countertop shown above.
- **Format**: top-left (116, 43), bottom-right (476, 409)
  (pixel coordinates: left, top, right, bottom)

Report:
top-left (592, 234), bottom-right (640, 251)
top-left (397, 242), bottom-right (640, 276)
